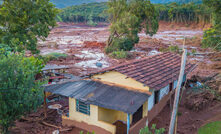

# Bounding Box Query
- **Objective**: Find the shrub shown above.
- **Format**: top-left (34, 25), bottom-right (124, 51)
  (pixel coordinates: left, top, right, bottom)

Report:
top-left (191, 49), bottom-right (197, 54)
top-left (168, 45), bottom-right (180, 53)
top-left (44, 52), bottom-right (67, 61)
top-left (139, 124), bottom-right (165, 134)
top-left (87, 20), bottom-right (97, 26)
top-left (202, 26), bottom-right (221, 51)
top-left (159, 45), bottom-right (181, 54)
top-left (110, 50), bottom-right (129, 59)
top-left (0, 53), bottom-right (44, 133)
top-left (105, 37), bottom-right (135, 53)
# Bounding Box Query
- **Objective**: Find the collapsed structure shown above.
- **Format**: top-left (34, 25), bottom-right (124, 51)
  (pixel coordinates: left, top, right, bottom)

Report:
top-left (44, 52), bottom-right (195, 134)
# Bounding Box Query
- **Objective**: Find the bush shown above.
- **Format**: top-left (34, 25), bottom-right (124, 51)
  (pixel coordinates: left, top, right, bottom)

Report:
top-left (105, 37), bottom-right (135, 53)
top-left (44, 52), bottom-right (67, 61)
top-left (0, 53), bottom-right (44, 133)
top-left (168, 45), bottom-right (180, 53)
top-left (202, 26), bottom-right (221, 51)
top-left (87, 20), bottom-right (98, 26)
top-left (139, 124), bottom-right (165, 134)
top-left (191, 49), bottom-right (197, 54)
top-left (159, 45), bottom-right (181, 54)
top-left (110, 50), bottom-right (129, 59)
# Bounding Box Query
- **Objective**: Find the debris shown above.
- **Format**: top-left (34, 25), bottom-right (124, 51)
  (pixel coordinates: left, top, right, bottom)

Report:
top-left (41, 121), bottom-right (62, 129)
top-left (52, 130), bottom-right (59, 134)
top-left (96, 62), bottom-right (103, 67)
top-left (48, 104), bottom-right (62, 110)
top-left (148, 50), bottom-right (160, 56)
top-left (185, 90), bottom-right (215, 112)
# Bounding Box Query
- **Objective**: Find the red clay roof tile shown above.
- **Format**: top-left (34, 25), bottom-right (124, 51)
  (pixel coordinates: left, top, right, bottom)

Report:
top-left (86, 52), bottom-right (196, 90)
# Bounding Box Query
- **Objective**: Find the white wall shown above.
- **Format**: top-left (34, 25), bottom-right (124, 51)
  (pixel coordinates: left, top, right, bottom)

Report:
top-left (148, 92), bottom-right (154, 111)
top-left (148, 79), bottom-right (180, 111)
top-left (159, 85), bottom-right (169, 100)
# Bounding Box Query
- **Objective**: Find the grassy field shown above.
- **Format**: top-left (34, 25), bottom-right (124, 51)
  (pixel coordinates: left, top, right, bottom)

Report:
top-left (198, 121), bottom-right (221, 134)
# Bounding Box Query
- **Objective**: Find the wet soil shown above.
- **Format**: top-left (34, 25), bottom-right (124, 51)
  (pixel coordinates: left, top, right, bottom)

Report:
top-left (38, 21), bottom-right (215, 75)
top-left (150, 90), bottom-right (221, 134)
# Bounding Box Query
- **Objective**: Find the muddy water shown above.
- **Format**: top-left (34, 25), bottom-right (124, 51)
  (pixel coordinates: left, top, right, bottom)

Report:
top-left (39, 24), bottom-right (204, 69)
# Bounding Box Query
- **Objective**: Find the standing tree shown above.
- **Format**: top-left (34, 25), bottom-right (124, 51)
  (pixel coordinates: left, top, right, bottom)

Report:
top-left (202, 0), bottom-right (221, 51)
top-left (0, 52), bottom-right (44, 134)
top-left (106, 0), bottom-right (158, 53)
top-left (0, 0), bottom-right (58, 54)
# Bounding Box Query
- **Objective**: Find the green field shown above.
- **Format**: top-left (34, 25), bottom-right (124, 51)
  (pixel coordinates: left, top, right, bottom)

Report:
top-left (198, 121), bottom-right (221, 134)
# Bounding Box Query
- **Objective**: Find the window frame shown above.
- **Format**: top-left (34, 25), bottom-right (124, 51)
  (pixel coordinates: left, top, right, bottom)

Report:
top-left (76, 99), bottom-right (90, 115)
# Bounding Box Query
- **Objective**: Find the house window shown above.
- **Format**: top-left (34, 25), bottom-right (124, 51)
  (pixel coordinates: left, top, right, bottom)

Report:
top-left (76, 100), bottom-right (90, 115)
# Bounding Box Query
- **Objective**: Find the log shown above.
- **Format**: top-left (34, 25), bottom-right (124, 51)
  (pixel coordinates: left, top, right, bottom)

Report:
top-left (41, 121), bottom-right (62, 129)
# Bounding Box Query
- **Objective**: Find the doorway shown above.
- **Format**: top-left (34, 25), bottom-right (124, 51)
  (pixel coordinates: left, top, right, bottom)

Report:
top-left (132, 105), bottom-right (143, 125)
top-left (154, 90), bottom-right (160, 104)
top-left (169, 82), bottom-right (174, 92)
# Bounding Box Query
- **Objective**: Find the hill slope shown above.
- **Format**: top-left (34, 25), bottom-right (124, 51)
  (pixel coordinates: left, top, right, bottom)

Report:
top-left (50, 0), bottom-right (108, 8)
top-left (151, 0), bottom-right (202, 4)
top-left (51, 0), bottom-right (202, 8)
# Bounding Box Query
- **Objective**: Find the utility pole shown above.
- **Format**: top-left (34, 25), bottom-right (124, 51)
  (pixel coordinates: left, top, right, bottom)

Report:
top-left (168, 49), bottom-right (187, 134)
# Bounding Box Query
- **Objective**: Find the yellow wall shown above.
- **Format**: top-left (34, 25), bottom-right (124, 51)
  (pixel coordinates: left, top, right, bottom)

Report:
top-left (66, 99), bottom-right (148, 134)
top-left (142, 101), bottom-right (148, 117)
top-left (68, 98), bottom-right (116, 134)
top-left (98, 107), bottom-right (130, 124)
top-left (92, 71), bottom-right (149, 92)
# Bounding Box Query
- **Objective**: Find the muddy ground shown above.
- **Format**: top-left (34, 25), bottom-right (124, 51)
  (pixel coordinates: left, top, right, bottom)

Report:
top-left (37, 21), bottom-right (213, 76)
top-left (11, 22), bottom-right (221, 134)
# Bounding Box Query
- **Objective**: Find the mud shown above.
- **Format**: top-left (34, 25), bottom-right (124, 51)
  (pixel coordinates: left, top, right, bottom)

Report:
top-left (150, 89), bottom-right (221, 134)
top-left (38, 22), bottom-right (211, 75)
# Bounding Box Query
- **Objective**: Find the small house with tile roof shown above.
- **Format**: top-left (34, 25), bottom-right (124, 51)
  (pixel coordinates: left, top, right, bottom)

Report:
top-left (44, 52), bottom-right (195, 134)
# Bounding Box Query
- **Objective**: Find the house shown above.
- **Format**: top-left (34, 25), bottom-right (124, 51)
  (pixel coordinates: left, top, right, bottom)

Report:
top-left (44, 52), bottom-right (195, 134)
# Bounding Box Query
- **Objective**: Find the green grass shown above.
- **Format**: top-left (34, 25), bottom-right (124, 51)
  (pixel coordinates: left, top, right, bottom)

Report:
top-left (198, 121), bottom-right (221, 134)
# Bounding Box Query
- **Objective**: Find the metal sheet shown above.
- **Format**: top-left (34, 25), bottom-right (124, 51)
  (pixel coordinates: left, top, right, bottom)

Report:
top-left (44, 80), bottom-right (150, 114)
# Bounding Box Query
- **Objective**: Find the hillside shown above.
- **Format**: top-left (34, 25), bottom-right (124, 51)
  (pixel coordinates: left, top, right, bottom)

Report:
top-left (57, 1), bottom-right (211, 25)
top-left (50, 0), bottom-right (108, 8)
top-left (51, 0), bottom-right (202, 8)
top-left (151, 0), bottom-right (202, 4)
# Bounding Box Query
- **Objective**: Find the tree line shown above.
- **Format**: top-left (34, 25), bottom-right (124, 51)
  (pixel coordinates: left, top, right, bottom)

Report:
top-left (56, 2), bottom-right (212, 25)
top-left (56, 2), bottom-right (108, 24)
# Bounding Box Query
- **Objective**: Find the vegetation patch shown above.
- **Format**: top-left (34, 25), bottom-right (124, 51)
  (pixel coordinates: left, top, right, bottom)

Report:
top-left (198, 121), bottom-right (221, 134)
top-left (110, 50), bottom-right (129, 59)
top-left (44, 52), bottom-right (68, 60)
top-left (159, 45), bottom-right (181, 53)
